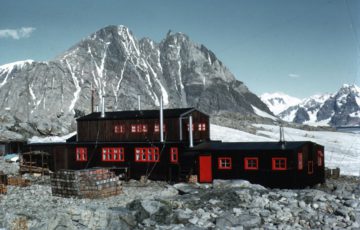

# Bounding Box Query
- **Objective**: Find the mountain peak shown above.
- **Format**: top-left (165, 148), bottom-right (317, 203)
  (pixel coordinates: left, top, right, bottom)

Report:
top-left (0, 60), bottom-right (34, 71)
top-left (0, 25), bottom-right (271, 136)
top-left (339, 83), bottom-right (360, 95)
top-left (260, 92), bottom-right (301, 115)
top-left (276, 83), bottom-right (360, 127)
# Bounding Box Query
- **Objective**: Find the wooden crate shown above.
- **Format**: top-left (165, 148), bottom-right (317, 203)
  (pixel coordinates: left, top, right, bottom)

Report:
top-left (0, 184), bottom-right (7, 195)
top-left (7, 177), bottom-right (31, 187)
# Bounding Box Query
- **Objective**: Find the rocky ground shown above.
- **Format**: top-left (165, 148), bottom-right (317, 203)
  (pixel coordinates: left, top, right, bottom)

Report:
top-left (1, 159), bottom-right (360, 229)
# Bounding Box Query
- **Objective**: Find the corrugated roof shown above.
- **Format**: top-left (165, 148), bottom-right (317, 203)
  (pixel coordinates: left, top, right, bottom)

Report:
top-left (192, 141), bottom-right (319, 151)
top-left (77, 108), bottom-right (207, 121)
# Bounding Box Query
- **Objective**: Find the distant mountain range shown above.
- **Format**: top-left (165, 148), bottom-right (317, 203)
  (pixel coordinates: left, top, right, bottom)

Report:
top-left (261, 84), bottom-right (360, 127)
top-left (0, 25), bottom-right (270, 138)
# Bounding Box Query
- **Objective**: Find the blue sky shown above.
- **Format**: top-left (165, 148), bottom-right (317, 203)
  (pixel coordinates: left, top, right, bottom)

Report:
top-left (0, 0), bottom-right (359, 98)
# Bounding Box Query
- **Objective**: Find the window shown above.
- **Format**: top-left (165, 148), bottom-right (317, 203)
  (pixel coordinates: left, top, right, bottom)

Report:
top-left (218, 157), bottom-right (232, 170)
top-left (154, 123), bottom-right (166, 132)
top-left (114, 124), bottom-right (125, 134)
top-left (131, 124), bottom-right (136, 133)
top-left (308, 161), bottom-right (314, 174)
top-left (137, 124), bottom-right (148, 133)
top-left (272, 158), bottom-right (287, 170)
top-left (170, 147), bottom-right (178, 163)
top-left (102, 147), bottom-right (124, 162)
top-left (317, 150), bottom-right (323, 166)
top-left (198, 123), bottom-right (206, 131)
top-left (298, 152), bottom-right (303, 170)
top-left (134, 147), bottom-right (160, 162)
top-left (76, 147), bottom-right (87, 161)
top-left (131, 124), bottom-right (148, 133)
top-left (244, 157), bottom-right (258, 170)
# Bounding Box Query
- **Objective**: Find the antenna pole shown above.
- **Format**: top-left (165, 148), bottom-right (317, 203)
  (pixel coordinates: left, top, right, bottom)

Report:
top-left (91, 84), bottom-right (95, 113)
top-left (160, 96), bottom-right (164, 143)
top-left (280, 123), bottom-right (285, 142)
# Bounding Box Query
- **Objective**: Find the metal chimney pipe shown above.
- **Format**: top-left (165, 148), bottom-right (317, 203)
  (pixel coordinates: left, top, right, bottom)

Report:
top-left (138, 95), bottom-right (141, 110)
top-left (91, 84), bottom-right (94, 113)
top-left (101, 96), bottom-right (105, 118)
top-left (189, 115), bottom-right (193, 148)
top-left (160, 96), bottom-right (164, 142)
top-left (96, 105), bottom-right (99, 112)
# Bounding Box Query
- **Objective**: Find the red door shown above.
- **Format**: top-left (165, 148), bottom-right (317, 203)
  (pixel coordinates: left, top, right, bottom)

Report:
top-left (199, 155), bottom-right (212, 183)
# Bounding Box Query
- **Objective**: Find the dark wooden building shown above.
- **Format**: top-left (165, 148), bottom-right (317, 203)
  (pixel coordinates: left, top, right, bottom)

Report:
top-left (188, 141), bottom-right (325, 188)
top-left (76, 108), bottom-right (209, 143)
top-left (27, 107), bottom-right (325, 188)
top-left (0, 140), bottom-right (25, 156)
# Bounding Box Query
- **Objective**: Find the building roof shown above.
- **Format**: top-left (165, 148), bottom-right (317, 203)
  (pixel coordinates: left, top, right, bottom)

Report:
top-left (192, 141), bottom-right (321, 151)
top-left (77, 108), bottom-right (207, 121)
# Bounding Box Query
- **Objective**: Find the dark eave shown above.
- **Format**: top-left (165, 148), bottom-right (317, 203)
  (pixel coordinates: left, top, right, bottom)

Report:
top-left (77, 108), bottom-right (208, 121)
top-left (191, 141), bottom-right (319, 151)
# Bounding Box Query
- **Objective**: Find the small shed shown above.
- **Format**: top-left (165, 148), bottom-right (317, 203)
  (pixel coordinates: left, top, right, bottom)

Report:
top-left (0, 140), bottom-right (26, 156)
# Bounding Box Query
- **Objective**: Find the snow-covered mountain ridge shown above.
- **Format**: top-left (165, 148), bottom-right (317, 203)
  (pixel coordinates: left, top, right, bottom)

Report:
top-left (262, 84), bottom-right (360, 127)
top-left (0, 25), bottom-right (270, 137)
top-left (260, 92), bottom-right (302, 115)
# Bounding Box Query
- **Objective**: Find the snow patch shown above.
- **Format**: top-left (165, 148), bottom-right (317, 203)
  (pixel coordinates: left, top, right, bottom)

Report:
top-left (251, 105), bottom-right (278, 121)
top-left (112, 58), bottom-right (128, 105)
top-left (65, 60), bottom-right (81, 112)
top-left (126, 27), bottom-right (140, 56)
top-left (28, 132), bottom-right (76, 144)
top-left (252, 124), bottom-right (360, 176)
top-left (349, 111), bottom-right (360, 118)
top-left (0, 60), bottom-right (33, 88)
top-left (207, 53), bottom-right (212, 65)
top-left (177, 60), bottom-right (184, 89)
top-left (211, 124), bottom-right (272, 142)
top-left (146, 60), bottom-right (169, 105)
top-left (0, 59), bottom-right (33, 71)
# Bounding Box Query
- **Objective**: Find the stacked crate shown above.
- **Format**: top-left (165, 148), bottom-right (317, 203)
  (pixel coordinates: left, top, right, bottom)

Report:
top-left (50, 168), bottom-right (122, 199)
top-left (7, 176), bottom-right (31, 187)
top-left (0, 184), bottom-right (6, 195)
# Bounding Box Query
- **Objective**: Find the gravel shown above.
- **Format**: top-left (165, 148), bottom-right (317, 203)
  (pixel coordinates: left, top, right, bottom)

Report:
top-left (2, 159), bottom-right (360, 229)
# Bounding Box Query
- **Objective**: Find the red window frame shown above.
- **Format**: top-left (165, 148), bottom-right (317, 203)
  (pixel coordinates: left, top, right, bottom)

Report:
top-left (218, 157), bottom-right (232, 170)
top-left (154, 123), bottom-right (166, 133)
top-left (298, 152), bottom-right (303, 170)
top-left (102, 147), bottom-right (125, 162)
top-left (76, 147), bottom-right (87, 161)
top-left (198, 123), bottom-right (206, 131)
top-left (170, 147), bottom-right (178, 163)
top-left (317, 150), bottom-right (323, 166)
top-left (114, 124), bottom-right (125, 134)
top-left (272, 158), bottom-right (287, 170)
top-left (131, 124), bottom-right (148, 133)
top-left (244, 157), bottom-right (258, 170)
top-left (308, 161), bottom-right (314, 174)
top-left (134, 147), bottom-right (160, 162)
top-left (131, 124), bottom-right (137, 133)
